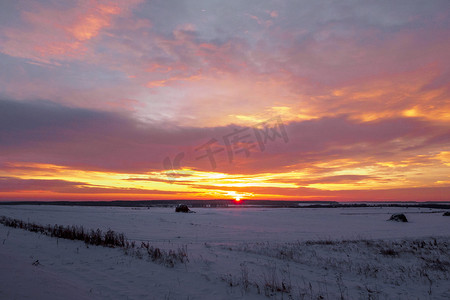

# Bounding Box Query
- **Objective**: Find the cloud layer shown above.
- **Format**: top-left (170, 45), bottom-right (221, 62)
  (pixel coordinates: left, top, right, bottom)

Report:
top-left (0, 0), bottom-right (449, 201)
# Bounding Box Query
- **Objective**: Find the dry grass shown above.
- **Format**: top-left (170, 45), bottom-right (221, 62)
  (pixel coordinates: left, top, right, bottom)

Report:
top-left (0, 215), bottom-right (188, 267)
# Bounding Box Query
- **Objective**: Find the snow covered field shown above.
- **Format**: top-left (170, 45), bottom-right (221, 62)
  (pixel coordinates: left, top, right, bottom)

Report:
top-left (0, 205), bottom-right (449, 299)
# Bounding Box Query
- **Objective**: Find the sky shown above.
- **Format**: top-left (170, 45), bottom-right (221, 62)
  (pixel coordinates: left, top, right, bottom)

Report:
top-left (0, 0), bottom-right (449, 202)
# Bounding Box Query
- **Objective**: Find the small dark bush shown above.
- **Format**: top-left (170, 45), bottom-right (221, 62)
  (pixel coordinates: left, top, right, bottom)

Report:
top-left (140, 241), bottom-right (188, 267)
top-left (380, 248), bottom-right (398, 256)
top-left (388, 213), bottom-right (408, 222)
top-left (175, 204), bottom-right (191, 213)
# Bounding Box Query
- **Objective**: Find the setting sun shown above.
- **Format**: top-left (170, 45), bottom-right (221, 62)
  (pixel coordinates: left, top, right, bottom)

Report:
top-left (226, 191), bottom-right (243, 202)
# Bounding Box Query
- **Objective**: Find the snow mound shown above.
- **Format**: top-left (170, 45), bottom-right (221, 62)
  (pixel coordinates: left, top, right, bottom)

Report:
top-left (175, 204), bottom-right (194, 213)
top-left (388, 213), bottom-right (408, 222)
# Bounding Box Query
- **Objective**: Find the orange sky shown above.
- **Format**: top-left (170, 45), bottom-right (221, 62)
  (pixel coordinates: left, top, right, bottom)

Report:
top-left (0, 0), bottom-right (449, 201)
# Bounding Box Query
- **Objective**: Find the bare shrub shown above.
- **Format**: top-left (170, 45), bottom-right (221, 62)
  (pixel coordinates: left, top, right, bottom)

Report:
top-left (240, 262), bottom-right (250, 292)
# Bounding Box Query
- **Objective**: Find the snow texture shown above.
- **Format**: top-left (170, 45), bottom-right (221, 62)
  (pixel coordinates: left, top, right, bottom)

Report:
top-left (0, 205), bottom-right (449, 299)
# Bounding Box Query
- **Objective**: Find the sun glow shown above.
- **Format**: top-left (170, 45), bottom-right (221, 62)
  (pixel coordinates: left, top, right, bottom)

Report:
top-left (226, 191), bottom-right (243, 202)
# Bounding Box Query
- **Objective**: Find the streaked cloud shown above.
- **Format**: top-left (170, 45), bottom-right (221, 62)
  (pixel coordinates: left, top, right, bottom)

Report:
top-left (0, 0), bottom-right (449, 201)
